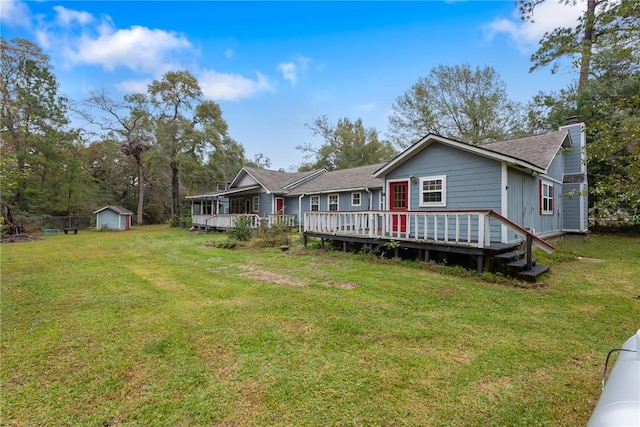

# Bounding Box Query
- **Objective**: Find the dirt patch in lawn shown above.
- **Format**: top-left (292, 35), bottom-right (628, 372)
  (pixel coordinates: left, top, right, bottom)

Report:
top-left (239, 265), bottom-right (307, 286)
top-left (577, 256), bottom-right (604, 263)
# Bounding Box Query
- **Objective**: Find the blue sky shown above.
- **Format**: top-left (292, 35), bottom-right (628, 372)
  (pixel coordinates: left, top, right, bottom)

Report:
top-left (1, 0), bottom-right (583, 171)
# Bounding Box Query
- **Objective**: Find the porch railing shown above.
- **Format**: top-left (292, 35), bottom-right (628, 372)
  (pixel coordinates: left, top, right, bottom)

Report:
top-left (192, 213), bottom-right (296, 229)
top-left (303, 210), bottom-right (554, 253)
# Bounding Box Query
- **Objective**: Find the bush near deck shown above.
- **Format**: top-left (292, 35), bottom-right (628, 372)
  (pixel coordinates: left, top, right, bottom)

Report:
top-left (1, 225), bottom-right (638, 426)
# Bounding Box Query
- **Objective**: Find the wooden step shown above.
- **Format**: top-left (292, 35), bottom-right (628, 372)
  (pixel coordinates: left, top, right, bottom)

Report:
top-left (507, 258), bottom-right (537, 271)
top-left (517, 265), bottom-right (550, 282)
top-left (494, 251), bottom-right (524, 262)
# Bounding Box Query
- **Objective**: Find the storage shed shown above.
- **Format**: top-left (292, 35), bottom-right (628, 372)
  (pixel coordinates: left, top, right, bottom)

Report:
top-left (94, 206), bottom-right (133, 230)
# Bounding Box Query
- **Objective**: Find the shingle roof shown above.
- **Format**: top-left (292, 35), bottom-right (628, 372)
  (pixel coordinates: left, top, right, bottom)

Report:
top-left (94, 205), bottom-right (133, 215)
top-left (242, 167), bottom-right (324, 193)
top-left (481, 130), bottom-right (570, 170)
top-left (289, 163), bottom-right (385, 195)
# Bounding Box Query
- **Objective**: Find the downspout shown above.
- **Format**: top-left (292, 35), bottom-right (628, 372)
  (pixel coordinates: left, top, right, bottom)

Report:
top-left (365, 187), bottom-right (372, 210)
top-left (298, 193), bottom-right (305, 232)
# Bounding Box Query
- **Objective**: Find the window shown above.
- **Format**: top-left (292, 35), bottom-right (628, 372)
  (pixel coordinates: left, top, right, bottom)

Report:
top-left (310, 195), bottom-right (320, 211)
top-left (230, 198), bottom-right (243, 214)
top-left (328, 194), bottom-right (339, 211)
top-left (419, 176), bottom-right (446, 207)
top-left (252, 196), bottom-right (259, 213)
top-left (540, 181), bottom-right (554, 215)
top-left (351, 192), bottom-right (361, 207)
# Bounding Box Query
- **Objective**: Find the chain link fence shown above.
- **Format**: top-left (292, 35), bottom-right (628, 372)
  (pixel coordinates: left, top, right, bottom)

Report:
top-left (16, 215), bottom-right (94, 232)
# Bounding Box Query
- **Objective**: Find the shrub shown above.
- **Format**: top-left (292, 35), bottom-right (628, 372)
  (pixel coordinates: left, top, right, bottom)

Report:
top-left (229, 216), bottom-right (254, 241)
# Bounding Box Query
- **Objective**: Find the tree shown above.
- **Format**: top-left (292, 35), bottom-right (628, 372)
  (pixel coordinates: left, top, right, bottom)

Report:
top-left (0, 37), bottom-right (75, 214)
top-left (245, 153), bottom-right (272, 169)
top-left (522, 2), bottom-right (640, 224)
top-left (387, 64), bottom-right (527, 147)
top-left (79, 89), bottom-right (153, 225)
top-left (519, 0), bottom-right (640, 93)
top-left (148, 70), bottom-right (239, 219)
top-left (148, 70), bottom-right (203, 218)
top-left (297, 115), bottom-right (397, 171)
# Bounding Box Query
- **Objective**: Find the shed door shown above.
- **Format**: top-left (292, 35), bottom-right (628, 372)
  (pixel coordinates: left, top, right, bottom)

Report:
top-left (389, 181), bottom-right (408, 233)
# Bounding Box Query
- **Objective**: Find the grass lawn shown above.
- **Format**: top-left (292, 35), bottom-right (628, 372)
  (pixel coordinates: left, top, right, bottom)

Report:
top-left (1, 225), bottom-right (638, 426)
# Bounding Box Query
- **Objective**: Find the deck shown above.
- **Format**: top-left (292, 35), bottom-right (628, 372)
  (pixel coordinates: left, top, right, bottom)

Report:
top-left (302, 210), bottom-right (554, 277)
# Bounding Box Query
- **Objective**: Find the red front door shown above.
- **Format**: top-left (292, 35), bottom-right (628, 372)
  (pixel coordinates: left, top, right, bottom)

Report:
top-left (389, 181), bottom-right (408, 233)
top-left (276, 197), bottom-right (284, 214)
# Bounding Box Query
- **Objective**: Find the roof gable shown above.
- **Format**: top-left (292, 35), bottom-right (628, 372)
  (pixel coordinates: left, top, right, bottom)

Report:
top-left (229, 167), bottom-right (325, 194)
top-left (373, 131), bottom-right (569, 178)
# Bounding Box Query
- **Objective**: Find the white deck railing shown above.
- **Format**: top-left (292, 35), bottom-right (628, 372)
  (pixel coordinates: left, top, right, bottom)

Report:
top-left (303, 210), bottom-right (555, 253)
top-left (192, 213), bottom-right (297, 229)
top-left (304, 210), bottom-right (491, 247)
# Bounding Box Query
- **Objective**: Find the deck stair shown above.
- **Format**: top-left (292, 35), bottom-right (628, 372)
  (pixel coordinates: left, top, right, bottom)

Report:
top-left (491, 248), bottom-right (550, 282)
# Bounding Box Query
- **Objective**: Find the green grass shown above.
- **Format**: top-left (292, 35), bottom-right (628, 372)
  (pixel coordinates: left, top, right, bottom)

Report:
top-left (1, 225), bottom-right (638, 426)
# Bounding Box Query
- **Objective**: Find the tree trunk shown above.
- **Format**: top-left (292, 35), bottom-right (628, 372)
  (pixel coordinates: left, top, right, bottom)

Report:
top-left (136, 158), bottom-right (145, 225)
top-left (578, 0), bottom-right (596, 94)
top-left (171, 161), bottom-right (179, 218)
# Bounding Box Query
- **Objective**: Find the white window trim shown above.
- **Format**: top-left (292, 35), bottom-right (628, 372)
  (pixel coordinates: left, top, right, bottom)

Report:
top-left (540, 180), bottom-right (554, 215)
top-left (310, 195), bottom-right (320, 211)
top-left (252, 196), bottom-right (259, 213)
top-left (328, 193), bottom-right (339, 211)
top-left (351, 191), bottom-right (361, 207)
top-left (419, 175), bottom-right (446, 207)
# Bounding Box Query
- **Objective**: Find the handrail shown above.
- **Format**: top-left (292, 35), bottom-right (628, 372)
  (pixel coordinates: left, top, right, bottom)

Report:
top-left (486, 209), bottom-right (555, 253)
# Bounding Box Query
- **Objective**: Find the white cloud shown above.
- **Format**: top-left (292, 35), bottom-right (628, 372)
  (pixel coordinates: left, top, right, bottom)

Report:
top-left (199, 70), bottom-right (273, 101)
top-left (30, 5), bottom-right (192, 73)
top-left (0, 0), bottom-right (31, 29)
top-left (484, 2), bottom-right (584, 53)
top-left (278, 62), bottom-right (298, 85)
top-left (70, 25), bottom-right (192, 72)
top-left (278, 55), bottom-right (312, 86)
top-left (53, 5), bottom-right (94, 26)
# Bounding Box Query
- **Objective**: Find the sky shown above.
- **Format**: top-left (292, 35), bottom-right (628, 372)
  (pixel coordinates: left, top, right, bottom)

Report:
top-left (1, 0), bottom-right (584, 171)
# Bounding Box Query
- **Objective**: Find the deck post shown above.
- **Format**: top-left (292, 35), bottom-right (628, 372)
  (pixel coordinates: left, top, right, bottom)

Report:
top-left (343, 241), bottom-right (347, 252)
top-left (321, 239), bottom-right (325, 250)
top-left (424, 250), bottom-right (430, 262)
top-left (477, 254), bottom-right (484, 273)
top-left (526, 234), bottom-right (533, 270)
top-left (303, 235), bottom-right (307, 248)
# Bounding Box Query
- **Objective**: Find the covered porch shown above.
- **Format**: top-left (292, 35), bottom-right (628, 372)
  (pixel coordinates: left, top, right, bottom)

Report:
top-left (192, 213), bottom-right (296, 231)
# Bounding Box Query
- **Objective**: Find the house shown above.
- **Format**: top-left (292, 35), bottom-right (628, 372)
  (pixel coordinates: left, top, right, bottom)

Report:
top-left (188, 120), bottom-right (587, 280)
top-left (94, 206), bottom-right (133, 230)
top-left (302, 120), bottom-right (587, 280)
top-left (188, 167), bottom-right (325, 230)
top-left (370, 120), bottom-right (588, 240)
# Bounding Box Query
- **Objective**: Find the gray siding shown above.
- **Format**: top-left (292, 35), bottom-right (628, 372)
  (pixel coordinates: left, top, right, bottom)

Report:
top-left (386, 143), bottom-right (502, 211)
top-left (563, 123), bottom-right (585, 174)
top-left (546, 151), bottom-right (564, 182)
top-left (96, 210), bottom-right (123, 230)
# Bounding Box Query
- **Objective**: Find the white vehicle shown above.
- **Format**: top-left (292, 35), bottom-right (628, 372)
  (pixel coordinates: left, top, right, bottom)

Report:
top-left (587, 330), bottom-right (640, 426)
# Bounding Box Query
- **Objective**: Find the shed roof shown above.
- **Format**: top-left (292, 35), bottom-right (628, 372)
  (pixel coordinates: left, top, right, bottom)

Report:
top-left (289, 163), bottom-right (385, 195)
top-left (94, 205), bottom-right (133, 215)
